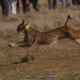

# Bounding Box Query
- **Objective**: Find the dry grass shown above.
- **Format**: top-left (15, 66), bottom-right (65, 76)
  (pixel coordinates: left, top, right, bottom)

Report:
top-left (0, 0), bottom-right (80, 80)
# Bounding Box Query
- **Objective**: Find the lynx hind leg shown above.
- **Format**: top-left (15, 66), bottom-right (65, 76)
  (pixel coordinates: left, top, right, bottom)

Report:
top-left (9, 43), bottom-right (19, 48)
top-left (75, 39), bottom-right (80, 44)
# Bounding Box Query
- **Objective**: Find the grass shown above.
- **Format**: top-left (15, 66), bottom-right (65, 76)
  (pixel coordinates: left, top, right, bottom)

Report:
top-left (22, 55), bottom-right (35, 62)
top-left (0, 0), bottom-right (80, 80)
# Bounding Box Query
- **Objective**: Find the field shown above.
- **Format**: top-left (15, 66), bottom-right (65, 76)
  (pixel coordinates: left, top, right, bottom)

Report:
top-left (0, 0), bottom-right (80, 80)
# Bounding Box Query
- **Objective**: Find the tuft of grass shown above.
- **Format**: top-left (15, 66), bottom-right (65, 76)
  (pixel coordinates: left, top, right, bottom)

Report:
top-left (22, 55), bottom-right (35, 63)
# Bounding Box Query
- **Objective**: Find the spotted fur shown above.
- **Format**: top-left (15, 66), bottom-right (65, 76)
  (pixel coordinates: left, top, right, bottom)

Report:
top-left (9, 15), bottom-right (80, 48)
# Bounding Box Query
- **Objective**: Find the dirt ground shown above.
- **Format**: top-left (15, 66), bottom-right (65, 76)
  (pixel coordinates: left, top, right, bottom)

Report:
top-left (0, 0), bottom-right (80, 80)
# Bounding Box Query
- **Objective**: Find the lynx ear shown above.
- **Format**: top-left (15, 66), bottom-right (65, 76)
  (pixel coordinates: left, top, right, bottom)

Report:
top-left (22, 19), bottom-right (25, 24)
top-left (24, 21), bottom-right (28, 25)
top-left (22, 20), bottom-right (28, 25)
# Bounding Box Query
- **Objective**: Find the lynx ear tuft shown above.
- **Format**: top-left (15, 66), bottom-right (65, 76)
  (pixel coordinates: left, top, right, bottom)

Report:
top-left (22, 19), bottom-right (28, 25)
top-left (68, 15), bottom-right (70, 19)
top-left (22, 19), bottom-right (25, 24)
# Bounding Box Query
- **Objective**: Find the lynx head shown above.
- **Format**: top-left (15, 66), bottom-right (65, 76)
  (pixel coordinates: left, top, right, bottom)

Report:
top-left (17, 20), bottom-right (29, 32)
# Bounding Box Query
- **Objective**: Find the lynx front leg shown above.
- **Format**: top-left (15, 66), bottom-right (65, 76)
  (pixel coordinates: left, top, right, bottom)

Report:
top-left (9, 42), bottom-right (28, 48)
top-left (9, 43), bottom-right (29, 48)
top-left (75, 39), bottom-right (80, 44)
top-left (9, 41), bottom-right (34, 48)
top-left (9, 43), bottom-right (19, 48)
top-left (18, 41), bottom-right (34, 47)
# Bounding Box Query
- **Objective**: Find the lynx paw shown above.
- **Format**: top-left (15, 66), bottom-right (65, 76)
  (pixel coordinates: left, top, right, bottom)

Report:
top-left (75, 39), bottom-right (80, 44)
top-left (9, 43), bottom-right (18, 48)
